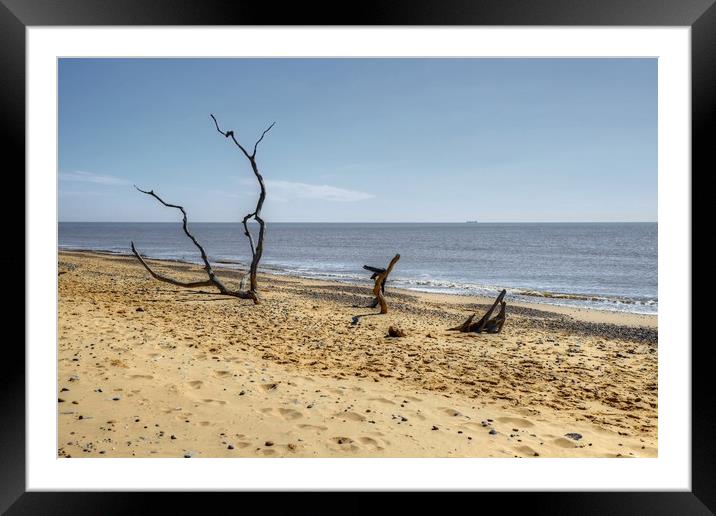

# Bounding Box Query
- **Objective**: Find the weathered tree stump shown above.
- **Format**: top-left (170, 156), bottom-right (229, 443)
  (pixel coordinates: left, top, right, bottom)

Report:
top-left (449, 289), bottom-right (507, 333)
top-left (363, 254), bottom-right (400, 314)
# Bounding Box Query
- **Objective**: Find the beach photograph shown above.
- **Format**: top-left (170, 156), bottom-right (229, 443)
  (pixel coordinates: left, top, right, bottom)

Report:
top-left (57, 57), bottom-right (657, 459)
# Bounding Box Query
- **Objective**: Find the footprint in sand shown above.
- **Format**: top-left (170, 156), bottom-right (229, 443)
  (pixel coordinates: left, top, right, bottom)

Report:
top-left (201, 399), bottom-right (227, 405)
top-left (553, 437), bottom-right (577, 448)
top-left (298, 424), bottom-right (328, 432)
top-left (516, 445), bottom-right (540, 456)
top-left (358, 436), bottom-right (384, 451)
top-left (261, 407), bottom-right (303, 420)
top-left (440, 407), bottom-right (463, 417)
top-left (278, 408), bottom-right (302, 420)
top-left (338, 411), bottom-right (366, 422)
top-left (496, 417), bottom-right (535, 428)
top-left (213, 371), bottom-right (231, 378)
top-left (129, 374), bottom-right (154, 380)
top-left (369, 398), bottom-right (396, 405)
top-left (187, 380), bottom-right (203, 390)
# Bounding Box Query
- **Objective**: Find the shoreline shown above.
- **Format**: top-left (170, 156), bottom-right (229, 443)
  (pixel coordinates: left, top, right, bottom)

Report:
top-left (58, 248), bottom-right (658, 328)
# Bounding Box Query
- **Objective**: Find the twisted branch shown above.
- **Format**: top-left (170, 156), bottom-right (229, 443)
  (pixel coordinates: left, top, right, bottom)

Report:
top-left (130, 242), bottom-right (214, 289)
top-left (130, 115), bottom-right (274, 304)
top-left (210, 114), bottom-right (274, 298)
top-left (130, 186), bottom-right (256, 302)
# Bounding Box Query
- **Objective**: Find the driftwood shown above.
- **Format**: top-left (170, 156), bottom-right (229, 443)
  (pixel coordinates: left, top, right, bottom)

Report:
top-left (130, 115), bottom-right (275, 304)
top-left (449, 289), bottom-right (507, 333)
top-left (364, 254), bottom-right (400, 314)
top-left (130, 188), bottom-right (256, 301)
top-left (210, 114), bottom-right (275, 298)
top-left (363, 265), bottom-right (387, 305)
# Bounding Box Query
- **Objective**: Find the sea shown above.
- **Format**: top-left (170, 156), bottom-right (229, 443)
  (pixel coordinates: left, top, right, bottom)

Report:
top-left (58, 222), bottom-right (657, 314)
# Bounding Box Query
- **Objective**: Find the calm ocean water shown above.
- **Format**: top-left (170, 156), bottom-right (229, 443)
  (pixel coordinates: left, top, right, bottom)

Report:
top-left (58, 222), bottom-right (657, 314)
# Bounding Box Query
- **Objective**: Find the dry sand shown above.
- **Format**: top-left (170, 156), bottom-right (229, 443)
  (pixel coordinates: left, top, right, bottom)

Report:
top-left (58, 251), bottom-right (658, 458)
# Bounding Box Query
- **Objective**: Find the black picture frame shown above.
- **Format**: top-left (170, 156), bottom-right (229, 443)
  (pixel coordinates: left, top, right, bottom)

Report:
top-left (2, 0), bottom-right (710, 513)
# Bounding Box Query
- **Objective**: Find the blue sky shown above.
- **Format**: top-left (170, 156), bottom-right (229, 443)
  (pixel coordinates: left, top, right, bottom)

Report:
top-left (59, 58), bottom-right (656, 222)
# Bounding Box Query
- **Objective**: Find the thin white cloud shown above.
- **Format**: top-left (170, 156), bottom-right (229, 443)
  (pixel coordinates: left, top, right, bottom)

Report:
top-left (60, 170), bottom-right (129, 186)
top-left (59, 190), bottom-right (110, 197)
top-left (265, 180), bottom-right (374, 202)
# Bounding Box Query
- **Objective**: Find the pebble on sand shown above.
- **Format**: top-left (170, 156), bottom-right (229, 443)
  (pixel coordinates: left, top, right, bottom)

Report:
top-left (387, 326), bottom-right (406, 338)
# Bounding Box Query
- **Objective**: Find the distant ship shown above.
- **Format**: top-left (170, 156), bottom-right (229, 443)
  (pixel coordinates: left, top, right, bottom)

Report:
top-left (465, 220), bottom-right (479, 224)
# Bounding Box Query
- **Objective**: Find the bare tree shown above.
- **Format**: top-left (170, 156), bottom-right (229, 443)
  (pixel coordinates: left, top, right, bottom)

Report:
top-left (130, 115), bottom-right (275, 304)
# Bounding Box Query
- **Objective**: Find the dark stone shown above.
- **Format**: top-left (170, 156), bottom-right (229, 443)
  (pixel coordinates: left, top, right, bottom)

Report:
top-left (387, 326), bottom-right (406, 338)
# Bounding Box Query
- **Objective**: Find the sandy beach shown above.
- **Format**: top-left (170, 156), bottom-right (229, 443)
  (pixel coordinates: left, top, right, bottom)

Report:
top-left (58, 250), bottom-right (657, 458)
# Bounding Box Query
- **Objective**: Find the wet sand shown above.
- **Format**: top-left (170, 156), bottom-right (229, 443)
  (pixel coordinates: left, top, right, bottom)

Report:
top-left (58, 251), bottom-right (657, 458)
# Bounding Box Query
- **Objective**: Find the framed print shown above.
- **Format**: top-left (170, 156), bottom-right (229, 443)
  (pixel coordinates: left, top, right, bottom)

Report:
top-left (3, 0), bottom-right (711, 513)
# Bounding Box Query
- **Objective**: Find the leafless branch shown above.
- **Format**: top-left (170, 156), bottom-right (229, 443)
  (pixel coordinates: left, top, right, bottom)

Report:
top-left (210, 114), bottom-right (274, 299)
top-left (130, 114), bottom-right (275, 304)
top-left (210, 113), bottom-right (251, 159)
top-left (130, 242), bottom-right (214, 289)
top-left (130, 186), bottom-right (257, 302)
top-left (133, 186), bottom-right (217, 280)
top-left (252, 122), bottom-right (276, 157)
